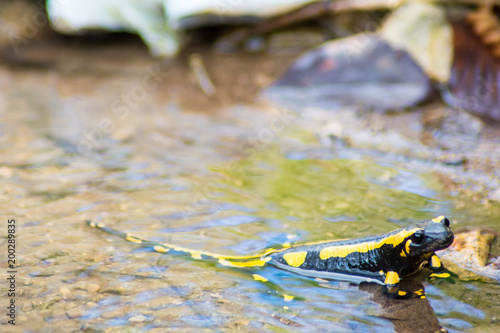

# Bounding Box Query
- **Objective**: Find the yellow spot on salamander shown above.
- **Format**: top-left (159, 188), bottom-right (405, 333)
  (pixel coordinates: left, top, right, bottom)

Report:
top-left (218, 258), bottom-right (267, 267)
top-left (405, 240), bottom-right (411, 256)
top-left (154, 245), bottom-right (169, 253)
top-left (398, 291), bottom-right (407, 297)
top-left (432, 216), bottom-right (445, 223)
top-left (253, 274), bottom-right (268, 282)
top-left (393, 229), bottom-right (421, 247)
top-left (282, 242), bottom-right (291, 248)
top-left (384, 271), bottom-right (400, 286)
top-left (283, 295), bottom-right (294, 302)
top-left (430, 255), bottom-right (441, 268)
top-left (126, 236), bottom-right (143, 244)
top-left (319, 228), bottom-right (421, 260)
top-left (283, 252), bottom-right (308, 267)
top-left (430, 273), bottom-right (450, 278)
top-left (400, 250), bottom-right (406, 258)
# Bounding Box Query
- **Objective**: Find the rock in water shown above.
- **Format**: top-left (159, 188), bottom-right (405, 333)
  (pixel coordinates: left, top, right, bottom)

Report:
top-left (263, 33), bottom-right (433, 112)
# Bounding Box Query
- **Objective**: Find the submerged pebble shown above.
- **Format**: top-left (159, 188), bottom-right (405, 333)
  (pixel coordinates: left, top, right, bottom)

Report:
top-left (101, 308), bottom-right (126, 319)
top-left (60, 287), bottom-right (73, 300)
top-left (66, 308), bottom-right (84, 319)
top-left (85, 283), bottom-right (101, 293)
top-left (128, 314), bottom-right (148, 323)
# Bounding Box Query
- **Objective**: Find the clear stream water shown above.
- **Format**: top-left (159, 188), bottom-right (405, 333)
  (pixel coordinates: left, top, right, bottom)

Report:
top-left (1, 46), bottom-right (499, 332)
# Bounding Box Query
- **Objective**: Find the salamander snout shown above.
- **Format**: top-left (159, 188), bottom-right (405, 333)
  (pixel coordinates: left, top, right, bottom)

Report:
top-left (408, 216), bottom-right (454, 256)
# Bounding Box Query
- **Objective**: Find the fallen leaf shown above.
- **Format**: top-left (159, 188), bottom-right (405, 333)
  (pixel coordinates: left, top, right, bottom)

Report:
top-left (442, 18), bottom-right (500, 122)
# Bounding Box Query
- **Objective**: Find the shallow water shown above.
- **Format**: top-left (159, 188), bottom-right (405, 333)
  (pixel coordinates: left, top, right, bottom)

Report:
top-left (1, 36), bottom-right (500, 332)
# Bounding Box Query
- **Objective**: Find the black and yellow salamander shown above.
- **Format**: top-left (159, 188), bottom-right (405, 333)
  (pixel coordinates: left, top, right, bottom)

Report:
top-left (87, 215), bottom-right (455, 298)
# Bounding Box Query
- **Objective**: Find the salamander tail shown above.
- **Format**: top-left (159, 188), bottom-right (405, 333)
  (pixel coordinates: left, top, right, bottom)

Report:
top-left (86, 220), bottom-right (272, 267)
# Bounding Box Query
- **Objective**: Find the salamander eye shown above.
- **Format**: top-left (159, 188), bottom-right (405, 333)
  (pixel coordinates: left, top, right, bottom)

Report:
top-left (443, 218), bottom-right (450, 227)
top-left (412, 231), bottom-right (425, 244)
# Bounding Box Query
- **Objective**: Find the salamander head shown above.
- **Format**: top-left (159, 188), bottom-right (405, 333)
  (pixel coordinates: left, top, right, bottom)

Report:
top-left (401, 216), bottom-right (454, 258)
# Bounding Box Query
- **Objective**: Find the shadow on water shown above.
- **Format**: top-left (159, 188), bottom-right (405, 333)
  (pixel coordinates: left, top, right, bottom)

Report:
top-left (359, 280), bottom-right (442, 333)
top-left (152, 251), bottom-right (446, 332)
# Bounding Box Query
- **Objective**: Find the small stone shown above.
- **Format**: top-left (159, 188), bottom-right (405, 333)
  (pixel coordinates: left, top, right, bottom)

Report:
top-left (440, 229), bottom-right (495, 267)
top-left (21, 302), bottom-right (33, 311)
top-left (128, 315), bottom-right (148, 323)
top-left (85, 283), bottom-right (101, 293)
top-left (66, 302), bottom-right (78, 310)
top-left (0, 167), bottom-right (13, 178)
top-left (66, 308), bottom-right (84, 319)
top-left (101, 308), bottom-right (126, 319)
top-left (60, 287), bottom-right (72, 300)
top-left (91, 254), bottom-right (107, 263)
top-left (239, 320), bottom-right (250, 326)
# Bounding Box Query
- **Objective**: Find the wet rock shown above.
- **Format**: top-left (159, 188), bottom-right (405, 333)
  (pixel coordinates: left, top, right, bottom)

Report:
top-left (440, 229), bottom-right (500, 281)
top-left (155, 308), bottom-right (175, 322)
top-left (147, 296), bottom-right (184, 308)
top-left (0, 167), bottom-right (14, 178)
top-left (66, 307), bottom-right (84, 319)
top-left (128, 314), bottom-right (148, 323)
top-left (101, 308), bottom-right (126, 319)
top-left (85, 283), bottom-right (101, 293)
top-left (59, 286), bottom-right (72, 300)
top-left (21, 302), bottom-right (34, 311)
top-left (440, 229), bottom-right (495, 267)
top-left (156, 305), bottom-right (193, 321)
top-left (65, 302), bottom-right (78, 310)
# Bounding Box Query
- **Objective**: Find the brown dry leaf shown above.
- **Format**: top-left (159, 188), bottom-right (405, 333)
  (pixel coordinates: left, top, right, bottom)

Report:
top-left (467, 5), bottom-right (500, 57)
top-left (442, 15), bottom-right (500, 122)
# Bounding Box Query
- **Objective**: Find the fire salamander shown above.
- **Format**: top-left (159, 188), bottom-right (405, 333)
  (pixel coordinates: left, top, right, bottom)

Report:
top-left (87, 216), bottom-right (455, 298)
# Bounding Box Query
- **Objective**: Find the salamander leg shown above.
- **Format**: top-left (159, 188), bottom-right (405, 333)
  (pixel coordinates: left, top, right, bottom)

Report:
top-left (383, 271), bottom-right (403, 298)
top-left (429, 254), bottom-right (458, 282)
top-left (383, 271), bottom-right (427, 299)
